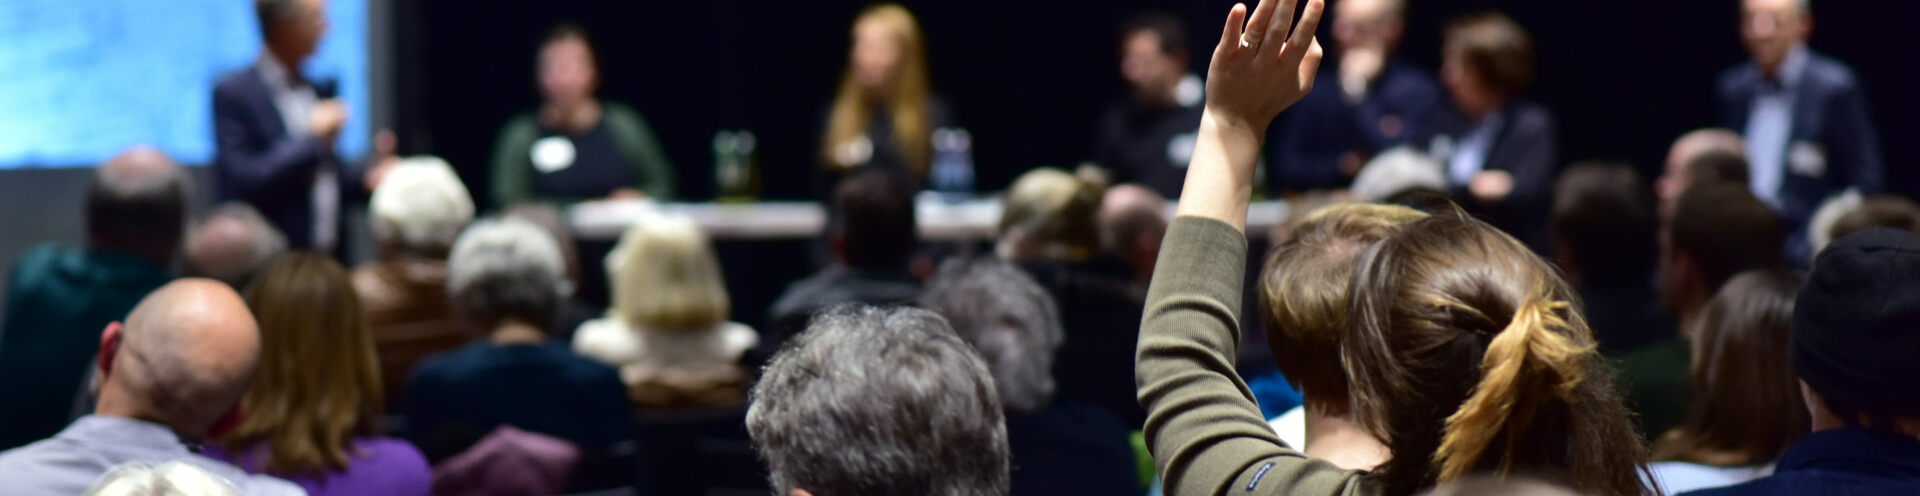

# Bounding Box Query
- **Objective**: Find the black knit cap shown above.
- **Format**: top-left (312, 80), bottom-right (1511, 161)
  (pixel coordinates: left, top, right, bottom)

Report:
top-left (1793, 227), bottom-right (1920, 416)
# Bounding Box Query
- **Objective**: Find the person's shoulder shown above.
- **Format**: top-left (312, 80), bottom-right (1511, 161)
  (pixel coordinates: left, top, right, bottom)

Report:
top-left (411, 343), bottom-right (491, 382)
top-left (1802, 52), bottom-right (1865, 93)
top-left (7, 244), bottom-right (75, 286)
top-left (571, 318), bottom-right (640, 365)
top-left (1717, 62), bottom-right (1759, 93)
top-left (355, 436), bottom-right (434, 474)
top-left (1504, 100), bottom-right (1557, 133)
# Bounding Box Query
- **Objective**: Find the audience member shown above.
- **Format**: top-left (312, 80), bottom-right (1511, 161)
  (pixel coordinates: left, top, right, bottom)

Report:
top-left (573, 213), bottom-right (756, 408)
top-left (214, 0), bottom-right (392, 252)
top-left (999, 167), bottom-right (1145, 426)
top-left (353, 157), bottom-right (474, 412)
top-left (405, 218), bottom-right (635, 490)
top-left (0, 147), bottom-right (187, 450)
top-left (0, 280), bottom-right (300, 495)
top-left (747, 305), bottom-right (1010, 496)
top-left (819, 4), bottom-right (954, 192)
top-left (1093, 12), bottom-right (1205, 198)
top-left (1648, 269), bottom-right (1808, 494)
top-left (1420, 11), bottom-right (1557, 253)
top-left (209, 253), bottom-right (431, 496)
top-left (184, 203), bottom-right (288, 290)
top-left (1656, 128), bottom-right (1748, 217)
top-left (1096, 183), bottom-right (1168, 294)
top-left (491, 24), bottom-right (676, 206)
top-left (1687, 228), bottom-right (1920, 495)
top-left (1270, 0), bottom-right (1442, 193)
top-left (1619, 182), bottom-right (1785, 443)
top-left (1822, 195), bottom-right (1920, 252)
top-left (499, 203), bottom-right (600, 341)
top-left (923, 256), bottom-right (1138, 495)
top-left (1258, 203), bottom-right (1424, 470)
top-left (1138, 2), bottom-right (1651, 494)
top-left (1551, 163), bottom-right (1672, 355)
top-left (1718, 0), bottom-right (1884, 263)
top-left (84, 461), bottom-right (243, 496)
top-left (767, 170), bottom-right (921, 352)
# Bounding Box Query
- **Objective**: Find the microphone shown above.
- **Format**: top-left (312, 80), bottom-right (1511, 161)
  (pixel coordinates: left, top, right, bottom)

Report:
top-left (314, 78), bottom-right (339, 100)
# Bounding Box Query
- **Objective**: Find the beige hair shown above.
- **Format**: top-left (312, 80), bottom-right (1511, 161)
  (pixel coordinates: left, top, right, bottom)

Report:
top-left (371, 156), bottom-right (475, 258)
top-left (607, 213), bottom-right (731, 332)
top-left (997, 167), bottom-right (1108, 262)
top-left (85, 462), bottom-right (241, 496)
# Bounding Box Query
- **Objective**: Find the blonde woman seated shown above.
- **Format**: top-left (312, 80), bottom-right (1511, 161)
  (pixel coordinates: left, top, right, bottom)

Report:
top-left (573, 213), bottom-right (757, 407)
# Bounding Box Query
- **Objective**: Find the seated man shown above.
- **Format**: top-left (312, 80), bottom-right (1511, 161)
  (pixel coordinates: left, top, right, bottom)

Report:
top-left (1551, 163), bottom-right (1671, 355)
top-left (1260, 203), bottom-right (1424, 470)
top-left (766, 170), bottom-right (921, 357)
top-left (0, 280), bottom-right (301, 495)
top-left (922, 256), bottom-right (1138, 495)
top-left (353, 157), bottom-right (474, 411)
top-left (748, 305), bottom-right (1009, 496)
top-left (1098, 184), bottom-right (1169, 295)
top-left (1687, 228), bottom-right (1920, 495)
top-left (0, 147), bottom-right (187, 450)
top-left (184, 202), bottom-right (288, 290)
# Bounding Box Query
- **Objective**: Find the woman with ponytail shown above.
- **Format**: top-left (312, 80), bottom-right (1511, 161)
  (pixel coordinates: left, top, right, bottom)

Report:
top-left (1134, 0), bottom-right (1651, 494)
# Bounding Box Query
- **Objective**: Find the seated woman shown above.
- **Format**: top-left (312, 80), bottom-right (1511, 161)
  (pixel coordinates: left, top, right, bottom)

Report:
top-left (573, 213), bottom-right (757, 408)
top-left (491, 24), bottom-right (675, 206)
top-left (817, 4), bottom-right (954, 194)
top-left (1420, 12), bottom-right (1557, 253)
top-left (1136, 1), bottom-right (1650, 494)
top-left (405, 218), bottom-right (636, 490)
top-left (210, 253), bottom-right (431, 496)
top-left (1000, 166), bottom-right (1146, 427)
top-left (1648, 269), bottom-right (1809, 493)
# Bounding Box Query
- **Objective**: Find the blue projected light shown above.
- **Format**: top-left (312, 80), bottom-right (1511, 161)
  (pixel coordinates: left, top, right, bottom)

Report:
top-left (0, 0), bottom-right (369, 167)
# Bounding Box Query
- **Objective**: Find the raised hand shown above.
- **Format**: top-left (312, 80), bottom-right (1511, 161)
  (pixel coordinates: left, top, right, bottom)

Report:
top-left (1203, 0), bottom-right (1326, 135)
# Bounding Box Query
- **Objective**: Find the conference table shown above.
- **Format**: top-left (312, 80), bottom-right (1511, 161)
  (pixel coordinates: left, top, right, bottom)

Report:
top-left (568, 195), bottom-right (1292, 241)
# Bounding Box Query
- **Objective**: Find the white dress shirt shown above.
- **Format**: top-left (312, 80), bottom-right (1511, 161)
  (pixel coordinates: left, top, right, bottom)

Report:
top-left (256, 55), bottom-right (340, 250)
top-left (1743, 44), bottom-right (1809, 210)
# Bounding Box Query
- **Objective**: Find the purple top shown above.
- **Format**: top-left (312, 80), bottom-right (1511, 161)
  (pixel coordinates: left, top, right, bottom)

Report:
top-left (206, 437), bottom-right (433, 496)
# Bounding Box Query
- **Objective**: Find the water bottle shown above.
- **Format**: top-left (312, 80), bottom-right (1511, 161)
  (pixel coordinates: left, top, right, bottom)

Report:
top-left (930, 127), bottom-right (975, 202)
top-left (713, 130), bottom-right (759, 202)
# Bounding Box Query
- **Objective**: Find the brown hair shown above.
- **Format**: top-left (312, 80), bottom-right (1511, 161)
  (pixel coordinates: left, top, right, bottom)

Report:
top-left (1668, 183), bottom-right (1785, 291)
top-left (1261, 203), bottom-right (1427, 408)
top-left (1830, 196), bottom-right (1920, 242)
top-left (822, 4), bottom-right (933, 176)
top-left (1443, 12), bottom-right (1534, 96)
top-left (225, 253), bottom-right (384, 476)
top-left (1654, 269), bottom-right (1809, 466)
top-left (1346, 210), bottom-right (1650, 496)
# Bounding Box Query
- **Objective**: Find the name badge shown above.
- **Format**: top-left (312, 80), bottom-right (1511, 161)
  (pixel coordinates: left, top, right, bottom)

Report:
top-left (1788, 141), bottom-right (1827, 178)
top-left (531, 136), bottom-right (576, 174)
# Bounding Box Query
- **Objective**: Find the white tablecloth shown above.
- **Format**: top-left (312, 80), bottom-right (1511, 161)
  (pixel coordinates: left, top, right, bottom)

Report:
top-left (569, 197), bottom-right (1288, 241)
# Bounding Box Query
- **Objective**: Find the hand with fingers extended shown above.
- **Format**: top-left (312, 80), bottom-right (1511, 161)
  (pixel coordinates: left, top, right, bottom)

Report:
top-left (1203, 0), bottom-right (1326, 135)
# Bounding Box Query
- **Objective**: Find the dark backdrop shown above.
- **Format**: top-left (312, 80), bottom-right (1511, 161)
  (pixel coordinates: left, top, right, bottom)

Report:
top-left (397, 0), bottom-right (1917, 210)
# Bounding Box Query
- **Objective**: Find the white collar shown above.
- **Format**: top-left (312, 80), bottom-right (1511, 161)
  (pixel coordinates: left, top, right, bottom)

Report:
top-left (255, 54), bottom-right (301, 91)
top-left (1770, 44), bottom-right (1811, 89)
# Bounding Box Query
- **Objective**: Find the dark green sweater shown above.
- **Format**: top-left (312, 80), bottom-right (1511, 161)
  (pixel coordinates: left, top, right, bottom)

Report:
top-left (490, 100), bottom-right (675, 206)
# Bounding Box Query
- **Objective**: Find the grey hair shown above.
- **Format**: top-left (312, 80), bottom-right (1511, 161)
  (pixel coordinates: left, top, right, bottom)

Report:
top-left (447, 218), bottom-right (571, 330)
top-left (747, 305), bottom-right (1010, 496)
top-left (1350, 146), bottom-right (1448, 203)
top-left (185, 203), bottom-right (287, 289)
top-left (370, 156), bottom-right (474, 257)
top-left (922, 256), bottom-right (1064, 412)
top-left (85, 461), bottom-right (241, 496)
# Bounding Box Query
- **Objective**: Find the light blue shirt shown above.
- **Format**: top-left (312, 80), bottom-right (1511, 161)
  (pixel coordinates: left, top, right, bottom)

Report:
top-left (1743, 44), bottom-right (1809, 210)
top-left (1448, 111), bottom-right (1505, 187)
top-left (0, 415), bottom-right (306, 496)
top-left (1646, 460), bottom-right (1773, 494)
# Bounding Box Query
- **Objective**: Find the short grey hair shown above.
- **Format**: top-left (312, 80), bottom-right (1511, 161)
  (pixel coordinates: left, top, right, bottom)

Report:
top-left (447, 218), bottom-right (571, 330)
top-left (85, 461), bottom-right (241, 496)
top-left (747, 305), bottom-right (1010, 496)
top-left (185, 203), bottom-right (287, 289)
top-left (370, 156), bottom-right (474, 257)
top-left (922, 256), bottom-right (1064, 412)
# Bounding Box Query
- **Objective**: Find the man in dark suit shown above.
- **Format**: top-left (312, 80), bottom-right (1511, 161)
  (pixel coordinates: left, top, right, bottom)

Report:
top-left (1718, 0), bottom-right (1883, 263)
top-left (1268, 0), bottom-right (1442, 193)
top-left (214, 0), bottom-right (388, 253)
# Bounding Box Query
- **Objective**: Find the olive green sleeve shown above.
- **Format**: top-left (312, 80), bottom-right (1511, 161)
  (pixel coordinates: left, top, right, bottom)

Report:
top-left (490, 114), bottom-right (541, 208)
top-left (604, 102), bottom-right (677, 200)
top-left (1138, 216), bottom-right (1371, 496)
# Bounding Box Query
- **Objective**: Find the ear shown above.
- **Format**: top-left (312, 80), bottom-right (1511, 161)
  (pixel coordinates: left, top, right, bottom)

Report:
top-left (98, 322), bottom-right (124, 378)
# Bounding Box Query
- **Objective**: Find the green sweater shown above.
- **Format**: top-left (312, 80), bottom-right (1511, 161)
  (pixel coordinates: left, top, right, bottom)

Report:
top-left (490, 101), bottom-right (675, 206)
top-left (1139, 217), bottom-right (1373, 495)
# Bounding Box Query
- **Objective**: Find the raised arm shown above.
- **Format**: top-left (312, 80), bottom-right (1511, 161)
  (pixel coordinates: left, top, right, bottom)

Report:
top-left (1138, 1), bottom-right (1366, 494)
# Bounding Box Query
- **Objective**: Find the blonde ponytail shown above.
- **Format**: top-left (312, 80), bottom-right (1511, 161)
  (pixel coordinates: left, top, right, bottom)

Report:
top-left (1432, 296), bottom-right (1595, 482)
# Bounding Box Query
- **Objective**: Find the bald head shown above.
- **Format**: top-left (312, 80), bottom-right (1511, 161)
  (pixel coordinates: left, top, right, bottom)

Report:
top-left (103, 279), bottom-right (261, 438)
top-left (1099, 185), bottom-right (1169, 279)
top-left (1659, 129), bottom-right (1748, 214)
top-left (89, 147), bottom-right (191, 265)
top-left (185, 204), bottom-right (287, 289)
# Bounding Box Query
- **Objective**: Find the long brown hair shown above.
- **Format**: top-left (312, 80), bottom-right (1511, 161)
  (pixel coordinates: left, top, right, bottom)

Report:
top-left (1653, 269), bottom-right (1808, 466)
top-left (1345, 210), bottom-right (1650, 496)
top-left (822, 4), bottom-right (933, 176)
top-left (225, 253), bottom-right (384, 476)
